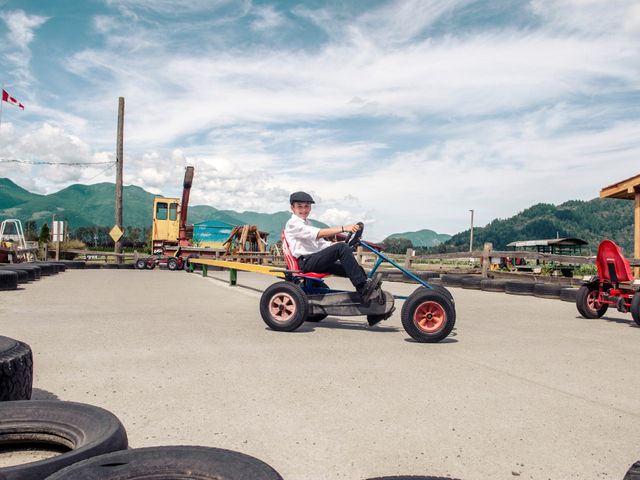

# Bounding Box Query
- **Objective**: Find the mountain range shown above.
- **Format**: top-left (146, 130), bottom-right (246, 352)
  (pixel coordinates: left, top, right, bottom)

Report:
top-left (0, 177), bottom-right (635, 253)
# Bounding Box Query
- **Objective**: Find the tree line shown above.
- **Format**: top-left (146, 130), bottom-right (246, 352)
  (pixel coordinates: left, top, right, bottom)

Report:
top-left (23, 221), bottom-right (151, 249)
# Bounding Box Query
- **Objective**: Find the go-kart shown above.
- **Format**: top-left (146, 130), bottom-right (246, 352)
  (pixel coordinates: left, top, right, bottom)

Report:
top-left (576, 239), bottom-right (640, 324)
top-left (135, 254), bottom-right (184, 271)
top-left (259, 223), bottom-right (456, 343)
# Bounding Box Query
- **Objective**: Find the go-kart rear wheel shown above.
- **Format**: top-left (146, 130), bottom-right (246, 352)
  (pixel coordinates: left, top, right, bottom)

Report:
top-left (167, 258), bottom-right (180, 271)
top-left (135, 259), bottom-right (146, 270)
top-left (576, 284), bottom-right (608, 319)
top-left (260, 282), bottom-right (308, 332)
top-left (401, 289), bottom-right (455, 343)
top-left (631, 292), bottom-right (640, 327)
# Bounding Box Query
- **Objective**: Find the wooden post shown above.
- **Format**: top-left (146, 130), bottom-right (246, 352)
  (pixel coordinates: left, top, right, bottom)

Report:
top-left (481, 242), bottom-right (492, 278)
top-left (404, 248), bottom-right (414, 269)
top-left (114, 97), bottom-right (124, 264)
top-left (635, 191), bottom-right (640, 277)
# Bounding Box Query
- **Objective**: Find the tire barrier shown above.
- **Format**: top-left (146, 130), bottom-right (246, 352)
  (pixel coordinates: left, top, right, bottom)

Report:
top-left (0, 336), bottom-right (32, 401)
top-left (101, 264), bottom-right (119, 269)
top-left (49, 262), bottom-right (67, 272)
top-left (440, 274), bottom-right (466, 287)
top-left (559, 287), bottom-right (579, 303)
top-left (480, 279), bottom-right (506, 292)
top-left (0, 268), bottom-right (28, 284)
top-left (624, 460), bottom-right (640, 480)
top-left (85, 263), bottom-right (102, 269)
top-left (117, 263), bottom-right (135, 269)
top-left (365, 476), bottom-right (462, 480)
top-left (32, 262), bottom-right (55, 276)
top-left (382, 271), bottom-right (440, 283)
top-left (460, 276), bottom-right (482, 290)
top-left (45, 445), bottom-right (284, 480)
top-left (533, 283), bottom-right (562, 299)
top-left (0, 270), bottom-right (18, 290)
top-left (0, 400), bottom-right (128, 480)
top-left (58, 260), bottom-right (86, 269)
top-left (0, 264), bottom-right (41, 280)
top-left (504, 281), bottom-right (535, 295)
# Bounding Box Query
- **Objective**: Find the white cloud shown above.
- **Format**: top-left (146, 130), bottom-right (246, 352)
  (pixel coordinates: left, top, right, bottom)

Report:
top-left (0, 9), bottom-right (47, 49)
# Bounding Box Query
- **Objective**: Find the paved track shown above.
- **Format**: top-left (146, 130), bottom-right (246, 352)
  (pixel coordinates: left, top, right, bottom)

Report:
top-left (1, 269), bottom-right (639, 479)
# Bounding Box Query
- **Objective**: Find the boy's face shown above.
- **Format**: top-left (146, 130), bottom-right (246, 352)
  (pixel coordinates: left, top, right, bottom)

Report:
top-left (291, 201), bottom-right (312, 220)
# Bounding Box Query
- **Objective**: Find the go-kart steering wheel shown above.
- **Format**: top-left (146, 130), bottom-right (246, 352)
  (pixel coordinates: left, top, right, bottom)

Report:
top-left (344, 222), bottom-right (364, 248)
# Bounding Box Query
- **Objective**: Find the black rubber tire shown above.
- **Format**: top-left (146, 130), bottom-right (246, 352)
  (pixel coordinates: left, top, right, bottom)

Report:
top-left (0, 270), bottom-right (19, 290)
top-left (0, 337), bottom-right (32, 401)
top-left (101, 264), bottom-right (119, 269)
top-left (33, 263), bottom-right (55, 276)
top-left (57, 260), bottom-right (86, 269)
top-left (306, 314), bottom-right (328, 322)
top-left (624, 460), bottom-right (640, 480)
top-left (559, 287), bottom-right (579, 302)
top-left (505, 281), bottom-right (535, 295)
top-left (400, 288), bottom-right (456, 343)
top-left (0, 268), bottom-right (28, 284)
top-left (85, 263), bottom-right (101, 269)
top-left (460, 276), bottom-right (482, 289)
top-left (0, 265), bottom-right (39, 281)
top-left (48, 262), bottom-right (67, 272)
top-left (440, 274), bottom-right (465, 287)
top-left (480, 279), bottom-right (506, 292)
top-left (46, 445), bottom-right (283, 480)
top-left (117, 263), bottom-right (134, 269)
top-left (533, 283), bottom-right (562, 299)
top-left (631, 292), bottom-right (640, 327)
top-left (424, 285), bottom-right (454, 303)
top-left (576, 285), bottom-right (608, 319)
top-left (259, 282), bottom-right (308, 332)
top-left (167, 258), bottom-right (180, 271)
top-left (0, 400), bottom-right (128, 480)
top-left (135, 259), bottom-right (147, 270)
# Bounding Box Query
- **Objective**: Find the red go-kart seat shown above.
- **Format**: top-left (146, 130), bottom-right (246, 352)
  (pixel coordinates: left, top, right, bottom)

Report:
top-left (596, 239), bottom-right (634, 284)
top-left (281, 231), bottom-right (329, 279)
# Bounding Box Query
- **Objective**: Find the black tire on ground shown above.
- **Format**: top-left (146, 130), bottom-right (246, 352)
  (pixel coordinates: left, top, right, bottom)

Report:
top-left (505, 281), bottom-right (535, 295)
top-left (0, 337), bottom-right (32, 401)
top-left (425, 284), bottom-right (454, 303)
top-left (0, 265), bottom-right (38, 281)
top-left (417, 271), bottom-right (440, 280)
top-left (0, 270), bottom-right (19, 290)
top-left (460, 276), bottom-right (482, 290)
top-left (440, 274), bottom-right (465, 287)
top-left (48, 262), bottom-right (67, 272)
top-left (630, 292), bottom-right (640, 327)
top-left (85, 263), bottom-right (101, 269)
top-left (167, 258), bottom-right (180, 271)
top-left (400, 288), bottom-right (456, 343)
top-left (624, 460), bottom-right (640, 480)
top-left (480, 279), bottom-right (506, 292)
top-left (259, 282), bottom-right (308, 332)
top-left (533, 283), bottom-right (562, 299)
top-left (101, 264), bottom-right (119, 269)
top-left (135, 259), bottom-right (147, 270)
top-left (58, 260), bottom-right (86, 269)
top-left (576, 284), bottom-right (608, 319)
top-left (306, 314), bottom-right (328, 322)
top-left (45, 445), bottom-right (283, 480)
top-left (0, 400), bottom-right (128, 480)
top-left (34, 263), bottom-right (55, 276)
top-left (559, 287), bottom-right (579, 302)
top-left (0, 268), bottom-right (28, 284)
top-left (117, 263), bottom-right (134, 269)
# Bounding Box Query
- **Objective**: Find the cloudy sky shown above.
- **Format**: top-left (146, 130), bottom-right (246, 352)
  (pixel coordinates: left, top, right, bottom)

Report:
top-left (0, 0), bottom-right (639, 241)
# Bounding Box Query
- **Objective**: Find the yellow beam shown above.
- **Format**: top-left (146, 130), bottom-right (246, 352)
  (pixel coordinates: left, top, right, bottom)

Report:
top-left (189, 258), bottom-right (286, 278)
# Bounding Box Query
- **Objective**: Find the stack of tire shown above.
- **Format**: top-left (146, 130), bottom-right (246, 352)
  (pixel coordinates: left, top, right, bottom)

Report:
top-left (0, 335), bottom-right (284, 479)
top-left (0, 262), bottom-right (72, 291)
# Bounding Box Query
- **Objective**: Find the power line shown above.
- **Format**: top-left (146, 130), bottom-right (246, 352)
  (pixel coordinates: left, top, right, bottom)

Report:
top-left (0, 158), bottom-right (114, 166)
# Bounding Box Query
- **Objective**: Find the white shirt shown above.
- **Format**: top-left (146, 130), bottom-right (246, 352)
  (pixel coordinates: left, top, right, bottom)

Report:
top-left (284, 214), bottom-right (331, 258)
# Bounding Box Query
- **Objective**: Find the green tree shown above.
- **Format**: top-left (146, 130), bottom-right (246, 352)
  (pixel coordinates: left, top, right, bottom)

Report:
top-left (382, 237), bottom-right (413, 254)
top-left (39, 223), bottom-right (50, 244)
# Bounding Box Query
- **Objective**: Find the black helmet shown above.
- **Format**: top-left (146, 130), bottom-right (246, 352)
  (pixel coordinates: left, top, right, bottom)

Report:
top-left (289, 191), bottom-right (315, 204)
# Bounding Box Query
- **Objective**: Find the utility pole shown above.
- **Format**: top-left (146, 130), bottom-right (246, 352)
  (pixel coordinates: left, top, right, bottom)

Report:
top-left (469, 209), bottom-right (474, 253)
top-left (114, 97), bottom-right (124, 264)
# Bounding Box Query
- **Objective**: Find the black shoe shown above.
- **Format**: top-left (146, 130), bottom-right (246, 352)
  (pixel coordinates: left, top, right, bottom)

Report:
top-left (358, 273), bottom-right (382, 303)
top-left (367, 306), bottom-right (395, 327)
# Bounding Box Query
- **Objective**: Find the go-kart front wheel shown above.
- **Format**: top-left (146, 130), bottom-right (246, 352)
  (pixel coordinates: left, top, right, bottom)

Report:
top-left (260, 282), bottom-right (309, 332)
top-left (401, 288), bottom-right (455, 343)
top-left (576, 285), bottom-right (608, 319)
top-left (631, 292), bottom-right (640, 327)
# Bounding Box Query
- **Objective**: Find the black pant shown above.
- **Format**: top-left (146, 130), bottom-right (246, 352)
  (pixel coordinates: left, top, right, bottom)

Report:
top-left (298, 243), bottom-right (367, 288)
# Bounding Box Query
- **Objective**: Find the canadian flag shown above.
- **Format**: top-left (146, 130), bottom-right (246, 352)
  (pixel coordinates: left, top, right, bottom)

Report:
top-left (2, 89), bottom-right (24, 110)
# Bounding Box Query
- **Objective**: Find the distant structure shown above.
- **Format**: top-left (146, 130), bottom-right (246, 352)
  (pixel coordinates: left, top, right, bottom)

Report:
top-left (192, 220), bottom-right (235, 248)
top-left (506, 238), bottom-right (588, 256)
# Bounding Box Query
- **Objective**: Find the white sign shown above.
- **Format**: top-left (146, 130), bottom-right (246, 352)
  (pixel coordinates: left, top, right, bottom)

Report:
top-left (52, 221), bottom-right (65, 242)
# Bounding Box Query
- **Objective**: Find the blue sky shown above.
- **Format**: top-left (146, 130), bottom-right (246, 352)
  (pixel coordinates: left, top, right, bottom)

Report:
top-left (0, 0), bottom-right (639, 241)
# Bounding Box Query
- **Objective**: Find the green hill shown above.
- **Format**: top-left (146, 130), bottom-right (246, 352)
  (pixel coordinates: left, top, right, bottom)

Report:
top-left (0, 178), bottom-right (326, 243)
top-left (442, 198), bottom-right (634, 255)
top-left (385, 229), bottom-right (451, 247)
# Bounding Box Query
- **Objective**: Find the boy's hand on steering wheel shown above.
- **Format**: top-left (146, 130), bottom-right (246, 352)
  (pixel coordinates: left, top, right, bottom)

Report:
top-left (342, 224), bottom-right (360, 234)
